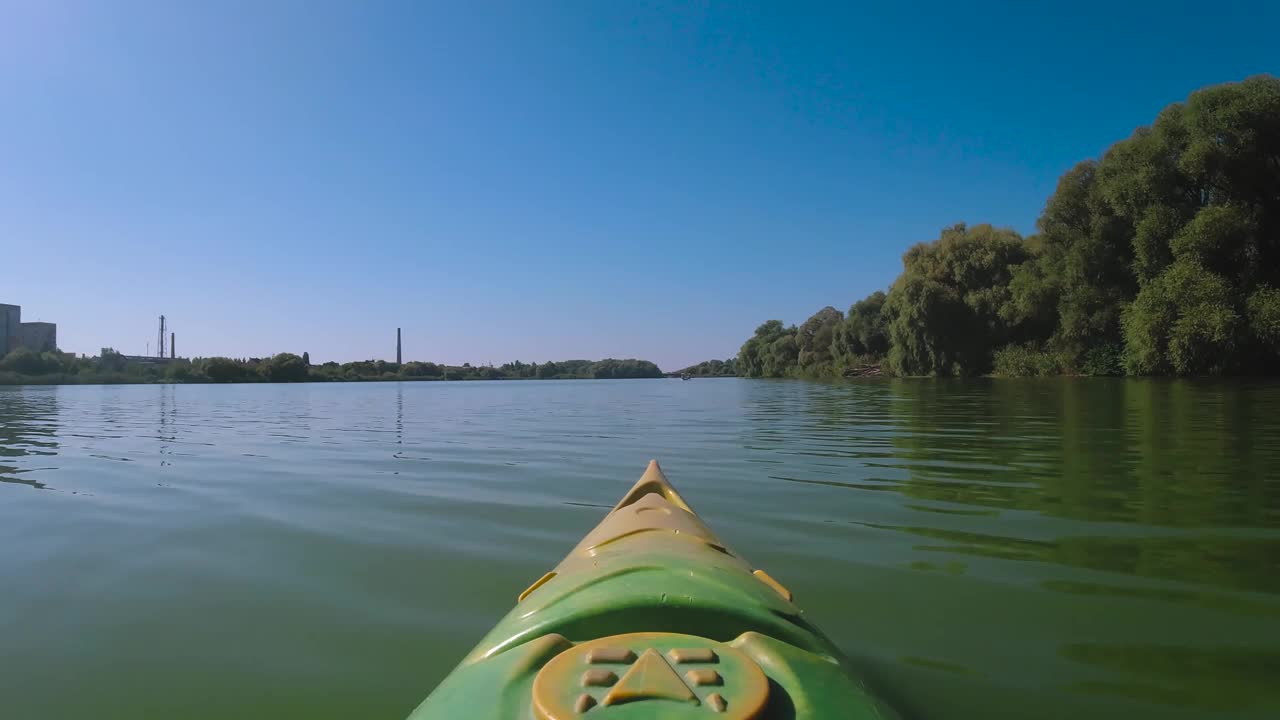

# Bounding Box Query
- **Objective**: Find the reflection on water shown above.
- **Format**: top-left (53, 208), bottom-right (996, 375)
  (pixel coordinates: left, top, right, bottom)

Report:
top-left (1062, 642), bottom-right (1280, 712)
top-left (0, 387), bottom-right (58, 488)
top-left (0, 379), bottom-right (1277, 720)
top-left (860, 522), bottom-right (1280, 594)
top-left (730, 378), bottom-right (1279, 719)
top-left (1043, 579), bottom-right (1280, 619)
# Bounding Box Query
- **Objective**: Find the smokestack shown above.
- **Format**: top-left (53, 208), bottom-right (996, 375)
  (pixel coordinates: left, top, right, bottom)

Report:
top-left (397, 328), bottom-right (402, 365)
top-left (171, 332), bottom-right (175, 360)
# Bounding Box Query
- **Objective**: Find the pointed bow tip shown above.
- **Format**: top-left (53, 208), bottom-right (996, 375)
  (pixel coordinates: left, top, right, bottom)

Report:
top-left (611, 459), bottom-right (693, 513)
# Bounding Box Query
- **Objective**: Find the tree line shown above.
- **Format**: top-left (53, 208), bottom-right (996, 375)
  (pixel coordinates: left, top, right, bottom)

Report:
top-left (0, 347), bottom-right (664, 384)
top-left (738, 75), bottom-right (1280, 377)
top-left (672, 358), bottom-right (737, 377)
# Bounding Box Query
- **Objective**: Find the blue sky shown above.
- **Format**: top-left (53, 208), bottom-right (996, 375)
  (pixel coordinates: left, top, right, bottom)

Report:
top-left (2, 1), bottom-right (1275, 369)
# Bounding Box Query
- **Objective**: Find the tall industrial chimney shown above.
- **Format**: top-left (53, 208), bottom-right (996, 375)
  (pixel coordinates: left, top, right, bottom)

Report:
top-left (171, 332), bottom-right (175, 360)
top-left (397, 328), bottom-right (402, 365)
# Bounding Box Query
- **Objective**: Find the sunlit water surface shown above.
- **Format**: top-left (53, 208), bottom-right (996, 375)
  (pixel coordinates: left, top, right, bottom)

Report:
top-left (1, 379), bottom-right (1277, 719)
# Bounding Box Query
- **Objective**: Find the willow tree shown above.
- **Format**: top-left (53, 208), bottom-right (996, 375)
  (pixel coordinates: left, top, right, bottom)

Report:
top-left (884, 223), bottom-right (1033, 375)
top-left (737, 320), bottom-right (799, 378)
top-left (833, 291), bottom-right (889, 365)
top-left (795, 306), bottom-right (843, 375)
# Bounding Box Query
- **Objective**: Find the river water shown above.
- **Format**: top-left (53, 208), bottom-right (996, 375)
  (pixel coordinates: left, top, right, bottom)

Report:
top-left (1, 379), bottom-right (1277, 719)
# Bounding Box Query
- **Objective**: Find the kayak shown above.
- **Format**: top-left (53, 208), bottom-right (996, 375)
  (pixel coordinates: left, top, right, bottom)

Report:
top-left (406, 460), bottom-right (895, 720)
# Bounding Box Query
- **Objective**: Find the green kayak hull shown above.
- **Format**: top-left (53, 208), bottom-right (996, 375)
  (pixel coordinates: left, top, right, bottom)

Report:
top-left (406, 461), bottom-right (895, 720)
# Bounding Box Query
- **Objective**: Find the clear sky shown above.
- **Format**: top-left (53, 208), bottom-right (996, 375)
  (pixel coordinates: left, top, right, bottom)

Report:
top-left (2, 1), bottom-right (1276, 370)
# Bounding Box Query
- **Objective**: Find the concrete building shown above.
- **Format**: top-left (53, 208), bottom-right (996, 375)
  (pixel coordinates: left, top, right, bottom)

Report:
top-left (0, 304), bottom-right (20, 356)
top-left (0, 303), bottom-right (58, 355)
top-left (19, 322), bottom-right (57, 353)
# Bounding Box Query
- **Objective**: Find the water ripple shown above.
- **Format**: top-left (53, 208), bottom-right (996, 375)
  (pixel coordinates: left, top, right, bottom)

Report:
top-left (0, 379), bottom-right (1277, 720)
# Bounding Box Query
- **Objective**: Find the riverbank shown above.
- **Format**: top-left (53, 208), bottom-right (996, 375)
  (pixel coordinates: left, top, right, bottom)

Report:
top-left (668, 358), bottom-right (737, 378)
top-left (0, 373), bottom-right (672, 386)
top-left (0, 352), bottom-right (667, 386)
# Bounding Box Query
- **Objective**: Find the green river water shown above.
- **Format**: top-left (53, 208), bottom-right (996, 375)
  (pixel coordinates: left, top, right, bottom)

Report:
top-left (1, 379), bottom-right (1277, 719)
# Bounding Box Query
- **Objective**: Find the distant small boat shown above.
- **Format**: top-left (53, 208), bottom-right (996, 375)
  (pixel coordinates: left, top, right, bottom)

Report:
top-left (681, 372), bottom-right (692, 380)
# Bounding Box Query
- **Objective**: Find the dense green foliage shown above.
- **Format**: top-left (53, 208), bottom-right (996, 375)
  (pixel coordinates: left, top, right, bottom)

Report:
top-left (737, 320), bottom-right (799, 378)
top-left (204, 357), bottom-right (251, 383)
top-left (264, 353), bottom-right (309, 382)
top-left (885, 223), bottom-right (1032, 376)
top-left (495, 358), bottom-right (664, 379)
top-left (0, 348), bottom-right (63, 376)
top-left (673, 359), bottom-right (737, 377)
top-left (991, 344), bottom-right (1071, 377)
top-left (738, 75), bottom-right (1280, 377)
top-left (833, 291), bottom-right (889, 364)
top-left (0, 350), bottom-right (665, 385)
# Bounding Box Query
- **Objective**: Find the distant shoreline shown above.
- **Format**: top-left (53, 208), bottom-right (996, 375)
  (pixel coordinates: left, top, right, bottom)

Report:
top-left (0, 374), bottom-right (675, 387)
top-left (0, 352), bottom-right (668, 386)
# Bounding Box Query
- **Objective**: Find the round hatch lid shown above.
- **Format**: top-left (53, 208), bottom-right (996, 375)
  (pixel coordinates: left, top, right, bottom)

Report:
top-left (532, 631), bottom-right (769, 719)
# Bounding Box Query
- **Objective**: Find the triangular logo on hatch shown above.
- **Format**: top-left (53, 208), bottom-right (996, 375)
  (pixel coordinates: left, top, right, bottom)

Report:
top-left (602, 648), bottom-right (698, 706)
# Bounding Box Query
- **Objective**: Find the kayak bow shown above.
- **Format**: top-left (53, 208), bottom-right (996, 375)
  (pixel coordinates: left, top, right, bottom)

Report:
top-left (407, 460), bottom-right (894, 720)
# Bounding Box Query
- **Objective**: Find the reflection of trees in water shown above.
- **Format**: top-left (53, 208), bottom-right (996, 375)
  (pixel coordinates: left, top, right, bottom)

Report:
top-left (881, 379), bottom-right (1280, 528)
top-left (866, 521), bottom-right (1280, 595)
top-left (739, 380), bottom-right (1280, 596)
top-left (1041, 579), bottom-right (1279, 619)
top-left (1125, 380), bottom-right (1278, 528)
top-left (741, 379), bottom-right (1280, 714)
top-left (873, 378), bottom-right (1280, 595)
top-left (740, 380), bottom-right (898, 461)
top-left (1060, 641), bottom-right (1280, 712)
top-left (0, 388), bottom-right (59, 489)
top-left (884, 379), bottom-right (1140, 519)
